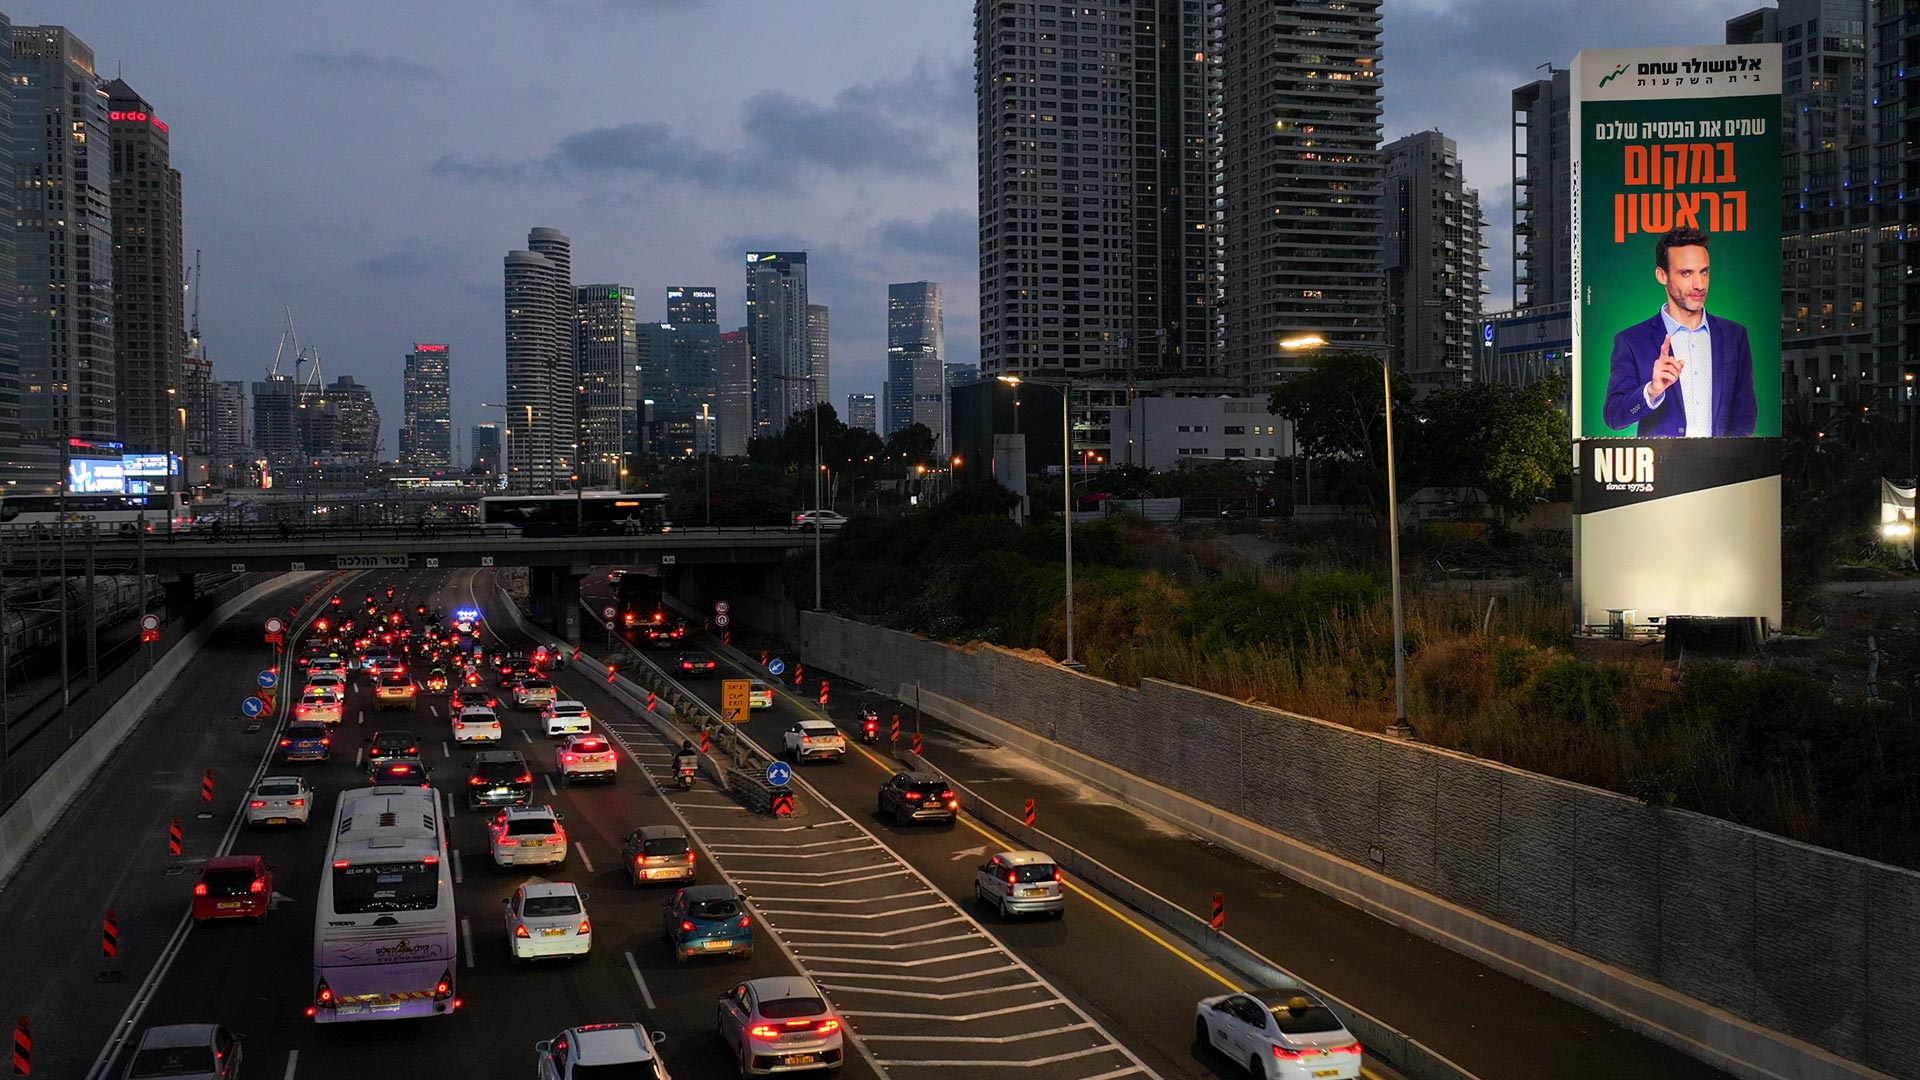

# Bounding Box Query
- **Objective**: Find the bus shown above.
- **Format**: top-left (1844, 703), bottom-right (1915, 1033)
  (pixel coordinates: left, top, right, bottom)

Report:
top-left (310, 786), bottom-right (460, 1023)
top-left (477, 492), bottom-right (668, 536)
top-left (0, 492), bottom-right (194, 536)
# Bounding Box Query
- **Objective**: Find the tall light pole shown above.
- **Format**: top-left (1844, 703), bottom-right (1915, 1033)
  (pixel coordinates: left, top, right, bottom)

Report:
top-left (769, 372), bottom-right (824, 610)
top-left (997, 375), bottom-right (1077, 667)
top-left (700, 403), bottom-right (714, 526)
top-left (480, 403), bottom-right (515, 491)
top-left (165, 387), bottom-right (179, 542)
top-left (1279, 334), bottom-right (1411, 739)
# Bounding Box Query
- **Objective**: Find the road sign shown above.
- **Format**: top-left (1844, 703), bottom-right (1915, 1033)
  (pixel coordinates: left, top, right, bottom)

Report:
top-left (264, 617), bottom-right (285, 634)
top-left (715, 613), bottom-right (730, 628)
top-left (602, 606), bottom-right (616, 619)
top-left (140, 614), bottom-right (159, 632)
top-left (768, 658), bottom-right (786, 677)
top-left (240, 697), bottom-right (264, 718)
top-left (715, 601), bottom-right (731, 615)
top-left (603, 620), bottom-right (615, 631)
top-left (335, 555), bottom-right (408, 570)
top-left (661, 554), bottom-right (677, 565)
top-left (480, 556), bottom-right (495, 567)
top-left (765, 761), bottom-right (793, 787)
top-left (256, 670), bottom-right (278, 689)
top-left (721, 679), bottom-right (750, 722)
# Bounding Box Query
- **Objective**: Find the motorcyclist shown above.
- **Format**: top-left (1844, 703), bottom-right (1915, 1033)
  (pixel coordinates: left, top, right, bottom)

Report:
top-left (673, 740), bottom-right (699, 775)
top-left (858, 707), bottom-right (880, 741)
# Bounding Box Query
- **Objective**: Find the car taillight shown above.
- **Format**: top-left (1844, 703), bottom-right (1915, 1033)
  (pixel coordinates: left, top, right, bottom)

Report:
top-left (290, 799), bottom-right (305, 807)
top-left (469, 776), bottom-right (485, 785)
top-left (1054, 868), bottom-right (1064, 882)
top-left (1006, 871), bottom-right (1018, 885)
top-left (751, 1022), bottom-right (784, 1038)
top-left (739, 915), bottom-right (751, 928)
top-left (562, 754), bottom-right (574, 762)
top-left (680, 920), bottom-right (695, 932)
top-left (490, 722), bottom-right (500, 730)
top-left (433, 969), bottom-right (453, 1000)
top-left (296, 706), bottom-right (306, 715)
top-left (1273, 1045), bottom-right (1307, 1060)
top-left (250, 878), bottom-right (266, 894)
top-left (904, 791), bottom-right (923, 801)
top-left (1334, 1042), bottom-right (1363, 1055)
top-left (802, 736), bottom-right (812, 744)
top-left (193, 882), bottom-right (207, 896)
top-left (320, 737), bottom-right (331, 746)
top-left (577, 919), bottom-right (591, 934)
top-left (545, 834), bottom-right (563, 845)
top-left (407, 747), bottom-right (417, 754)
top-left (516, 774), bottom-right (532, 784)
top-left (816, 1019), bottom-right (840, 1035)
top-left (316, 978), bottom-right (333, 1005)
top-left (249, 800), bottom-right (266, 808)
top-left (687, 851), bottom-right (697, 865)
top-left (941, 790), bottom-right (955, 800)
top-left (279, 739), bottom-right (291, 747)
top-left (514, 924), bottom-right (530, 938)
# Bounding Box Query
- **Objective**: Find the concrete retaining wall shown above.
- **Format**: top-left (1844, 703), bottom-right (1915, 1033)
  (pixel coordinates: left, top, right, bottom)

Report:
top-left (0, 573), bottom-right (317, 893)
top-left (801, 611), bottom-right (1915, 1080)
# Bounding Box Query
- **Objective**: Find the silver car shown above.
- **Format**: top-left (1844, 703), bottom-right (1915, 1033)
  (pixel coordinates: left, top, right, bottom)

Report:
top-left (123, 1024), bottom-right (243, 1080)
top-left (973, 850), bottom-right (1065, 919)
top-left (244, 776), bottom-right (313, 828)
top-left (717, 976), bottom-right (844, 1075)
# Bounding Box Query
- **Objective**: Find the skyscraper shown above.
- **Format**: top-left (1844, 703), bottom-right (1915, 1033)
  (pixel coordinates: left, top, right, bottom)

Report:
top-left (471, 422), bottom-right (501, 479)
top-left (1511, 66), bottom-right (1571, 310)
top-left (0, 13), bottom-right (17, 485)
top-left (12, 24), bottom-right (116, 470)
top-left (745, 252), bottom-right (809, 436)
top-left (251, 374), bottom-right (300, 463)
top-left (212, 379), bottom-right (247, 453)
top-left (846, 393), bottom-right (877, 433)
top-left (975, 2), bottom-right (1215, 381)
top-left (717, 328), bottom-right (751, 457)
top-left (180, 354), bottom-right (213, 456)
top-left (504, 229), bottom-right (573, 492)
top-left (807, 303), bottom-right (830, 417)
top-left (655, 288), bottom-right (721, 461)
top-left (887, 282), bottom-right (945, 444)
top-left (1216, 0), bottom-right (1386, 384)
top-left (574, 285), bottom-right (637, 485)
top-left (300, 375), bottom-right (379, 462)
top-left (1384, 131), bottom-right (1487, 388)
top-left (106, 77), bottom-right (183, 455)
top-left (401, 344), bottom-right (452, 470)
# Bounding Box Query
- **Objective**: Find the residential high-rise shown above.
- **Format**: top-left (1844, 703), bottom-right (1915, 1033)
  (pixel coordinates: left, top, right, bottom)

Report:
top-left (1511, 66), bottom-right (1571, 310)
top-left (212, 379), bottom-right (247, 452)
top-left (574, 285), bottom-right (637, 485)
top-left (180, 355), bottom-right (213, 456)
top-left (846, 393), bottom-right (877, 433)
top-left (1729, 3), bottom-right (1873, 415)
top-left (974, 2), bottom-right (1214, 381)
top-left (0, 13), bottom-right (17, 485)
top-left (1216, 0), bottom-right (1386, 384)
top-left (471, 422), bottom-right (501, 478)
top-left (716, 328), bottom-right (751, 457)
top-left (251, 375), bottom-right (300, 462)
top-left (12, 25), bottom-right (115, 469)
top-left (401, 343), bottom-right (452, 470)
top-left (504, 229), bottom-right (573, 492)
top-left (105, 77), bottom-right (183, 455)
top-left (298, 375), bottom-right (379, 463)
top-left (745, 252), bottom-right (809, 436)
top-left (1384, 131), bottom-right (1487, 388)
top-left (807, 304), bottom-right (830, 415)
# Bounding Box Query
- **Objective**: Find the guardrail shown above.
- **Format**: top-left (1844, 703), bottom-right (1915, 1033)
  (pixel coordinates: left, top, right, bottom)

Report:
top-left (1, 522), bottom-right (813, 546)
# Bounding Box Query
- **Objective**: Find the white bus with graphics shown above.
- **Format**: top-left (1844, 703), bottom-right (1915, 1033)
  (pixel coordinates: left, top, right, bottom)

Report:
top-left (310, 786), bottom-right (460, 1023)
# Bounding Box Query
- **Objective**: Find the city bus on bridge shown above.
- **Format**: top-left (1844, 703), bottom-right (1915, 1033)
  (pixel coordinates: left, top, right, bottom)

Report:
top-left (477, 492), bottom-right (668, 536)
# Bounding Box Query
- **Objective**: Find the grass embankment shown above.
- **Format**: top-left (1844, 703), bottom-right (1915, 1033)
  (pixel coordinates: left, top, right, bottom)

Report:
top-left (803, 492), bottom-right (1920, 869)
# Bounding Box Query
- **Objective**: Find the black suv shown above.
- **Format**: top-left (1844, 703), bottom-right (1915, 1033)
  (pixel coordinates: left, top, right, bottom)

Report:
top-left (367, 729), bottom-right (418, 767)
top-left (466, 750), bottom-right (532, 810)
top-left (877, 771), bottom-right (958, 827)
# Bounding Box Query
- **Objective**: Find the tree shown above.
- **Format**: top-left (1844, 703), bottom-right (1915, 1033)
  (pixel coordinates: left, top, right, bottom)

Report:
top-left (1268, 350), bottom-right (1412, 516)
top-left (884, 423), bottom-right (938, 467)
top-left (1413, 377), bottom-right (1569, 520)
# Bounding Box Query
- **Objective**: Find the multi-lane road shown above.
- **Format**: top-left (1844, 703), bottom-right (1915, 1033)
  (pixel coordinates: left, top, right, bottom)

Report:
top-left (0, 568), bottom-right (1734, 1080)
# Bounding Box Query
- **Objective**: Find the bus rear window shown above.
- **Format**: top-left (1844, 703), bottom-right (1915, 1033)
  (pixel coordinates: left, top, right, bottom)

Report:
top-left (332, 862), bottom-right (439, 913)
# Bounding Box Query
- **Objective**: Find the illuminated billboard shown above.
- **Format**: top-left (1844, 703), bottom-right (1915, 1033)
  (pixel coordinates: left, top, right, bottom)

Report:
top-left (67, 452), bottom-right (178, 493)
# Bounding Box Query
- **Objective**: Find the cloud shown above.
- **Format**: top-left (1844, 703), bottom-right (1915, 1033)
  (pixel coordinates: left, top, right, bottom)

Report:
top-left (291, 50), bottom-right (443, 82)
top-left (741, 89), bottom-right (947, 176)
top-left (875, 209), bottom-right (976, 262)
top-left (357, 239), bottom-right (454, 279)
top-left (550, 122), bottom-right (749, 184)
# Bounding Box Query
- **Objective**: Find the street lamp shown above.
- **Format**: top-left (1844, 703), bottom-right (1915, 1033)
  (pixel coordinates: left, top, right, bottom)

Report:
top-left (996, 374), bottom-right (1078, 668)
top-left (1278, 334), bottom-right (1412, 740)
top-left (768, 372), bottom-right (823, 611)
top-left (699, 403), bottom-right (714, 527)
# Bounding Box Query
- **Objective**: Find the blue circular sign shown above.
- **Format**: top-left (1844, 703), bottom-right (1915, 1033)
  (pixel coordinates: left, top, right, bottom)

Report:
top-left (768, 658), bottom-right (786, 676)
top-left (1482, 322), bottom-right (1495, 344)
top-left (257, 669), bottom-right (278, 689)
top-left (240, 697), bottom-right (264, 718)
top-left (765, 761), bottom-right (793, 787)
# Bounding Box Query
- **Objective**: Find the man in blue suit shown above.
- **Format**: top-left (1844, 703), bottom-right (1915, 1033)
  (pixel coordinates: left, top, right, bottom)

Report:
top-left (1602, 225), bottom-right (1757, 437)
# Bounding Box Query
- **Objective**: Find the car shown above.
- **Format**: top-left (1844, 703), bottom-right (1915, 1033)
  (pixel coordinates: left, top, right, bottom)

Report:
top-left (123, 1023), bottom-right (244, 1080)
top-left (790, 509), bottom-right (848, 531)
top-left (370, 657), bottom-right (406, 682)
top-left (504, 881), bottom-right (592, 964)
top-left (276, 720), bottom-right (332, 763)
top-left (305, 656), bottom-right (348, 679)
top-left (783, 720), bottom-right (845, 763)
top-left (453, 705), bottom-right (503, 744)
top-left (489, 804), bottom-right (567, 868)
top-left (641, 621), bottom-right (687, 648)
top-left (622, 825), bottom-right (695, 885)
top-left (301, 672), bottom-right (346, 697)
top-left (467, 750), bottom-right (533, 809)
top-left (973, 849), bottom-right (1065, 919)
top-left (877, 770), bottom-right (958, 826)
top-left (244, 776), bottom-right (313, 828)
top-left (534, 1024), bottom-right (670, 1080)
top-left (541, 700), bottom-right (593, 737)
top-left (357, 647), bottom-right (391, 673)
top-left (1194, 988), bottom-right (1365, 1079)
top-left (366, 729), bottom-right (420, 766)
top-left (716, 976), bottom-right (845, 1076)
top-left (674, 650), bottom-right (718, 678)
top-left (370, 757), bottom-right (431, 788)
top-left (293, 691), bottom-right (343, 725)
top-left (514, 677), bottom-right (558, 710)
top-left (748, 680), bottom-right (774, 709)
top-left (374, 672), bottom-right (418, 710)
top-left (662, 884), bottom-right (752, 963)
top-left (191, 854), bottom-right (272, 924)
top-left (557, 733), bottom-right (617, 784)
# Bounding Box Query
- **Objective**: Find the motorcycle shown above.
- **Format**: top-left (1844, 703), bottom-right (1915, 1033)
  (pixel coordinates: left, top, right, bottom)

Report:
top-left (858, 710), bottom-right (881, 744)
top-left (675, 762), bottom-right (697, 790)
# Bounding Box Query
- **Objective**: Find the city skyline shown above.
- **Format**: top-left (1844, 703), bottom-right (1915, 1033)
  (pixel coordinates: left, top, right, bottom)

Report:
top-left (0, 0), bottom-right (1769, 458)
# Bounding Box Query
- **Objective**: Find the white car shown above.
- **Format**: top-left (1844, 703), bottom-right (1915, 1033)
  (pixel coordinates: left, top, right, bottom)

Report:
top-left (542, 700), bottom-right (593, 737)
top-left (973, 850), bottom-right (1065, 919)
top-left (791, 509), bottom-right (848, 530)
top-left (302, 672), bottom-right (346, 697)
top-left (306, 657), bottom-right (348, 678)
top-left (514, 677), bottom-right (558, 710)
top-left (504, 881), bottom-right (592, 964)
top-left (294, 691), bottom-right (343, 725)
top-left (717, 976), bottom-right (845, 1075)
top-left (489, 804), bottom-right (568, 868)
top-left (244, 775), bottom-right (313, 828)
top-left (535, 1024), bottom-right (670, 1080)
top-left (453, 705), bottom-right (503, 744)
top-left (1194, 988), bottom-right (1364, 1080)
top-left (782, 720), bottom-right (846, 763)
top-left (748, 681), bottom-right (774, 709)
top-left (557, 733), bottom-right (617, 784)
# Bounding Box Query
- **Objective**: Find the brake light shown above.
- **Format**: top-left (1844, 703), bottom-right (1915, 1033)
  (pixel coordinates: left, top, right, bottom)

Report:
top-left (562, 754), bottom-right (574, 763)
top-left (904, 791), bottom-right (923, 801)
top-left (290, 799), bottom-right (304, 807)
top-left (1054, 868), bottom-right (1064, 882)
top-left (516, 773), bottom-right (532, 784)
top-left (296, 706), bottom-right (306, 715)
top-left (1334, 1042), bottom-right (1363, 1054)
top-left (738, 915), bottom-right (751, 928)
top-left (514, 924), bottom-right (530, 938)
top-left (816, 1019), bottom-right (840, 1035)
top-left (249, 800), bottom-right (266, 808)
top-left (250, 878), bottom-right (266, 894)
top-left (422, 855), bottom-right (438, 865)
top-left (1273, 1045), bottom-right (1307, 1061)
top-left (469, 776), bottom-right (486, 785)
top-left (193, 882), bottom-right (207, 896)
top-left (545, 835), bottom-right (563, 845)
top-left (680, 920), bottom-right (695, 932)
top-left (750, 1024), bottom-right (780, 1038)
top-left (490, 722), bottom-right (501, 730)
top-left (279, 739), bottom-right (291, 747)
top-left (1006, 871), bottom-right (1018, 885)
top-left (433, 969), bottom-right (453, 1000)
top-left (407, 746), bottom-right (417, 754)
top-left (687, 851), bottom-right (697, 865)
top-left (333, 860), bottom-right (349, 868)
top-left (320, 737), bottom-right (331, 746)
top-left (577, 919), bottom-right (591, 934)
top-left (316, 979), bottom-right (333, 1005)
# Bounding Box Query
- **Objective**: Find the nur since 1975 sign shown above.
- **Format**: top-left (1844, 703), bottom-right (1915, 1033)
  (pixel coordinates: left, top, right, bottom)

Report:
top-left (1569, 43), bottom-right (1782, 633)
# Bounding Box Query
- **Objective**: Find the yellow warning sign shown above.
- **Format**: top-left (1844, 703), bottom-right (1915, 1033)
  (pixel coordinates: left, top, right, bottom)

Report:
top-left (721, 679), bottom-right (751, 723)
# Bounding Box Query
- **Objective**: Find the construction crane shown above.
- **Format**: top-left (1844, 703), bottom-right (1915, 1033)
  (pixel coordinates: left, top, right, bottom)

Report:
top-left (268, 306), bottom-right (300, 378)
top-left (186, 249), bottom-right (203, 362)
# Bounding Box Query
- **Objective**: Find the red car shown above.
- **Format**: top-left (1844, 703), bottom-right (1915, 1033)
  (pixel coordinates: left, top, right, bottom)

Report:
top-left (191, 855), bottom-right (273, 924)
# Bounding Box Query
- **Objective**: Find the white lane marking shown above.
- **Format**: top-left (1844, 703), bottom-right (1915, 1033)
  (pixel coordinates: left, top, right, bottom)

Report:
top-left (520, 729), bottom-right (533, 744)
top-left (451, 848), bottom-right (465, 884)
top-left (442, 740), bottom-right (451, 758)
top-left (355, 747), bottom-right (364, 768)
top-left (577, 846), bottom-right (595, 874)
top-left (282, 1050), bottom-right (299, 1080)
top-left (460, 917), bottom-right (475, 969)
top-left (356, 709), bottom-right (365, 726)
top-left (543, 774), bottom-right (557, 795)
top-left (429, 704), bottom-right (440, 717)
top-left (446, 800), bottom-right (456, 819)
top-left (624, 950), bottom-right (656, 1010)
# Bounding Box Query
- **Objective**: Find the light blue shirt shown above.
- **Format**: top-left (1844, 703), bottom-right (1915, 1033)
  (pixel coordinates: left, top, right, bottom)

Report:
top-left (1645, 306), bottom-right (1714, 437)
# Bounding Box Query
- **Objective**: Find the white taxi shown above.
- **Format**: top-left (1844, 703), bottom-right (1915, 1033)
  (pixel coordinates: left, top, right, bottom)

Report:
top-left (541, 700), bottom-right (593, 738)
top-left (504, 881), bottom-right (592, 964)
top-left (294, 691), bottom-right (344, 725)
top-left (1194, 988), bottom-right (1364, 1079)
top-left (489, 805), bottom-right (568, 868)
top-left (453, 705), bottom-right (503, 744)
top-left (557, 734), bottom-right (617, 785)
